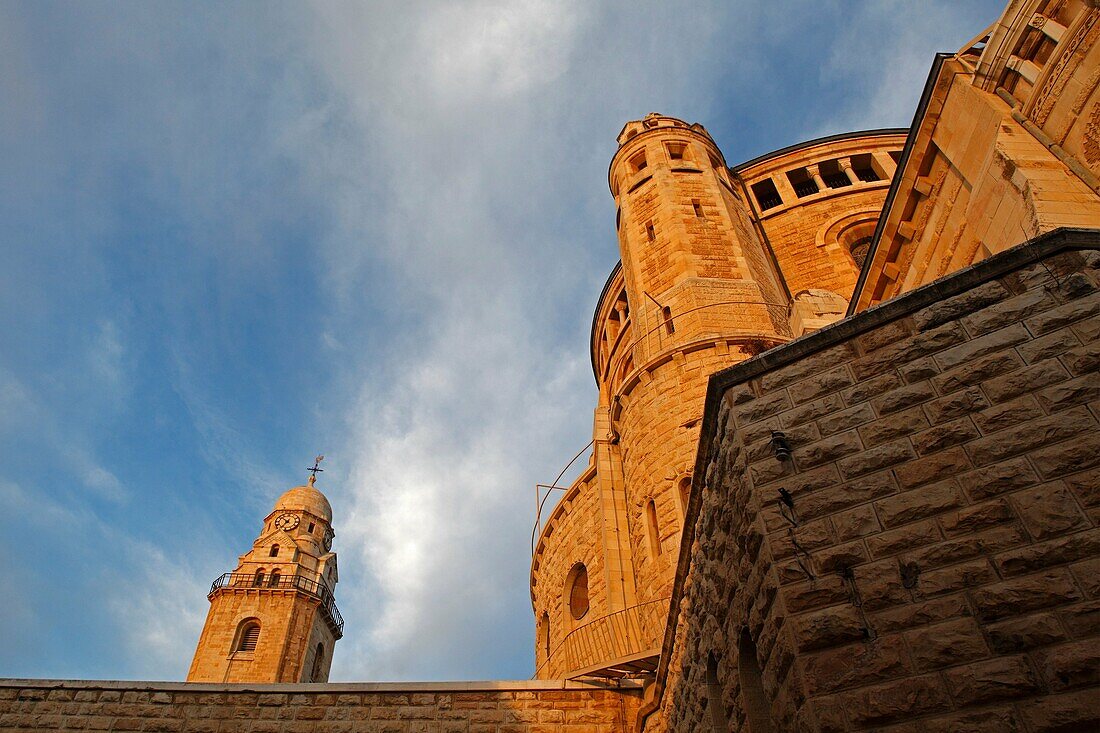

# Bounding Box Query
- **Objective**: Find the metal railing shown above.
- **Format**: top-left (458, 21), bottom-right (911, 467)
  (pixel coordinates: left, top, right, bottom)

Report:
top-left (209, 572), bottom-right (344, 638)
top-left (536, 597), bottom-right (669, 679)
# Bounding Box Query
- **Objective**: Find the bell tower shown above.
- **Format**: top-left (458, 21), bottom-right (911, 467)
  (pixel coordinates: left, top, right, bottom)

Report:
top-left (187, 461), bottom-right (343, 683)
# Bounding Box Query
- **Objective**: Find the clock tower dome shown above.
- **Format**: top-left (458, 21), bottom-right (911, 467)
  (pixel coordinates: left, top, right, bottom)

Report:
top-left (187, 469), bottom-right (342, 683)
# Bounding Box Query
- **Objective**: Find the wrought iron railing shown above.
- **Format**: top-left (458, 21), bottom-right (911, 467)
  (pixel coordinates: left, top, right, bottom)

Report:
top-left (209, 572), bottom-right (344, 638)
top-left (536, 597), bottom-right (669, 679)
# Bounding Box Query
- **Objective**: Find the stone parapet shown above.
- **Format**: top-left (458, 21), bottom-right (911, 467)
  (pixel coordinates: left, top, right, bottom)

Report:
top-left (0, 678), bottom-right (643, 732)
top-left (647, 228), bottom-right (1100, 732)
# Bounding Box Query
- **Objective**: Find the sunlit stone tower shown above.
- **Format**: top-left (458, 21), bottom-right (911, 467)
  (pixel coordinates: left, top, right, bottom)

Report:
top-left (187, 469), bottom-right (343, 683)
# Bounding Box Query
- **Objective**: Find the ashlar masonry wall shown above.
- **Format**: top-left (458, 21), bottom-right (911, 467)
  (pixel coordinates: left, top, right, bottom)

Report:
top-left (648, 229), bottom-right (1100, 733)
top-left (0, 679), bottom-right (642, 733)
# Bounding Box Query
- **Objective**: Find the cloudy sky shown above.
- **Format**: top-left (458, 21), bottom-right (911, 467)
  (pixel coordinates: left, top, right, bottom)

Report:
top-left (0, 0), bottom-right (1005, 682)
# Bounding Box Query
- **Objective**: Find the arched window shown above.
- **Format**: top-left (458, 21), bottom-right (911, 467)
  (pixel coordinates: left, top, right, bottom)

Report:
top-left (662, 306), bottom-right (675, 335)
top-left (269, 544), bottom-right (279, 557)
top-left (268, 570), bottom-right (281, 587)
top-left (849, 236), bottom-right (873, 267)
top-left (235, 620), bottom-right (260, 652)
top-left (539, 612), bottom-right (551, 659)
top-left (252, 569), bottom-right (265, 587)
top-left (566, 563), bottom-right (589, 621)
top-left (706, 652), bottom-right (729, 732)
top-left (678, 476), bottom-right (692, 519)
top-left (738, 630), bottom-right (775, 733)
top-left (646, 499), bottom-right (662, 559)
top-left (310, 643), bottom-right (325, 682)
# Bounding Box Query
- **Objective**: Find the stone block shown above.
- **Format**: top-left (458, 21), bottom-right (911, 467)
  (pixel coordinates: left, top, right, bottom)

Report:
top-left (923, 387), bottom-right (989, 425)
top-left (911, 416), bottom-right (980, 454)
top-left (1024, 292), bottom-right (1100, 335)
top-left (939, 499), bottom-right (1014, 536)
top-left (837, 439), bottom-right (915, 478)
top-left (959, 457), bottom-right (1040, 499)
top-left (981, 358), bottom-right (1071, 403)
top-left (1017, 688), bottom-right (1100, 732)
top-left (851, 323), bottom-right (968, 379)
top-left (1061, 341), bottom-right (1100, 375)
top-left (1010, 482), bottom-right (1088, 540)
top-left (831, 504), bottom-right (881, 540)
top-left (1029, 431), bottom-right (1100, 480)
top-left (817, 403), bottom-right (876, 436)
top-left (942, 656), bottom-right (1038, 706)
top-left (970, 569), bottom-right (1082, 621)
top-left (918, 559), bottom-right (997, 597)
top-left (972, 395), bottom-right (1045, 434)
top-left (793, 606), bottom-right (868, 651)
top-left (792, 431), bottom-right (863, 469)
top-left (875, 481), bottom-right (964, 528)
top-left (904, 617), bottom-right (988, 670)
top-left (798, 634), bottom-right (911, 695)
top-left (872, 382), bottom-right (937, 416)
top-left (911, 280), bottom-right (1009, 331)
top-left (842, 373), bottom-right (902, 406)
top-left (1018, 327), bottom-right (1081, 364)
top-left (994, 528), bottom-right (1100, 577)
top-left (895, 447), bottom-right (972, 489)
top-left (866, 520), bottom-right (941, 559)
top-left (987, 613), bottom-right (1067, 653)
top-left (932, 351), bottom-right (1021, 395)
top-left (965, 407), bottom-right (1088, 466)
top-left (858, 407), bottom-right (928, 447)
top-left (933, 322), bottom-right (1030, 370)
top-left (1036, 372), bottom-right (1100, 412)
top-left (961, 286), bottom-right (1058, 336)
top-left (842, 674), bottom-right (951, 726)
top-left (788, 366), bottom-right (855, 405)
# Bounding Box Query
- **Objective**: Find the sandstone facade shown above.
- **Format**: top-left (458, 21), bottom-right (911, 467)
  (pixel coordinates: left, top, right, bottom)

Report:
top-left (0, 680), bottom-right (641, 733)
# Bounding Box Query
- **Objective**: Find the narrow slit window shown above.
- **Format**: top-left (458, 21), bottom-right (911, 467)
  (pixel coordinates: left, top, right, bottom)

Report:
top-left (540, 612), bottom-right (551, 658)
top-left (310, 643), bottom-right (325, 682)
top-left (646, 222), bottom-right (656, 241)
top-left (662, 306), bottom-right (675, 335)
top-left (706, 653), bottom-right (729, 732)
top-left (308, 522), bottom-right (315, 534)
top-left (269, 545), bottom-right (279, 557)
top-left (567, 563), bottom-right (590, 620)
top-left (646, 499), bottom-right (662, 558)
top-left (692, 200), bottom-right (704, 218)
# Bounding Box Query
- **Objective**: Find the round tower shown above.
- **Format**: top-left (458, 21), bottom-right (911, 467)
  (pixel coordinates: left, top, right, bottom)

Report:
top-left (605, 113), bottom-right (791, 606)
top-left (530, 114), bottom-right (793, 679)
top-left (187, 471), bottom-right (342, 683)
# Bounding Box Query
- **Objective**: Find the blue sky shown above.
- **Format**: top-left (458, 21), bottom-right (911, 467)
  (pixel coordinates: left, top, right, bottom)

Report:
top-left (0, 0), bottom-right (1005, 682)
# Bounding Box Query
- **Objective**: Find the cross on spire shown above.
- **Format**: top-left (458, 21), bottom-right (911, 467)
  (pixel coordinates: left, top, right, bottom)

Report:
top-left (307, 455), bottom-right (325, 486)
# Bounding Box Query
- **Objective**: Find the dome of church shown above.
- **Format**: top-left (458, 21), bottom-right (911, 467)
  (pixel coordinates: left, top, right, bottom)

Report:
top-left (274, 480), bottom-right (332, 522)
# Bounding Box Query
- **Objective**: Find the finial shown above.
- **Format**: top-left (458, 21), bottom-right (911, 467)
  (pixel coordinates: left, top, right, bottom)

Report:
top-left (307, 454), bottom-right (325, 486)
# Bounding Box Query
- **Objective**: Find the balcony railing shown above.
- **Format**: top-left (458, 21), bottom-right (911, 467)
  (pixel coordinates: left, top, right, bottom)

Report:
top-left (209, 572), bottom-right (344, 639)
top-left (537, 597), bottom-right (669, 679)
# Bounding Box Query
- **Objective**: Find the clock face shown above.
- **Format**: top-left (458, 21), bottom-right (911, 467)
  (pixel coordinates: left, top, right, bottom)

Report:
top-left (274, 513), bottom-right (299, 530)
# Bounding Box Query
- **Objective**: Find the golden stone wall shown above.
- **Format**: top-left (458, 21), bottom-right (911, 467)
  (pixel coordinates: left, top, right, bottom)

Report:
top-left (855, 0), bottom-right (1100, 311)
top-left (532, 118), bottom-right (905, 680)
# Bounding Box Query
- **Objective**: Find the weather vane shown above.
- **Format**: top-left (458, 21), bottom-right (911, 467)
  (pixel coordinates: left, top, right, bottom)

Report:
top-left (307, 455), bottom-right (325, 485)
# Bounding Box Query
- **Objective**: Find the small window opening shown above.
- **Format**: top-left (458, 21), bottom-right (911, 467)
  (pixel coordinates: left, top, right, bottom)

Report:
top-left (679, 476), bottom-right (691, 518)
top-left (787, 169), bottom-right (819, 198)
top-left (662, 306), bottom-right (675, 335)
top-left (630, 150), bottom-right (648, 173)
top-left (308, 522), bottom-right (315, 534)
top-left (269, 545), bottom-right (279, 557)
top-left (751, 179), bottom-right (782, 211)
top-left (236, 620), bottom-right (260, 652)
top-left (268, 569), bottom-right (281, 587)
top-left (540, 612), bottom-right (551, 659)
top-left (738, 630), bottom-right (775, 732)
top-left (708, 153), bottom-right (722, 169)
top-left (252, 570), bottom-right (265, 587)
top-left (310, 642), bottom-right (325, 682)
top-left (567, 563), bottom-right (590, 620)
top-left (646, 499), bottom-right (662, 559)
top-left (706, 653), bottom-right (730, 732)
top-left (849, 237), bottom-right (873, 268)
top-left (850, 153), bottom-right (879, 182)
top-left (667, 141), bottom-right (686, 161)
top-left (820, 160), bottom-right (850, 189)
top-left (692, 200), bottom-right (704, 218)
top-left (646, 222), bottom-right (656, 241)
top-left (889, 150), bottom-right (902, 164)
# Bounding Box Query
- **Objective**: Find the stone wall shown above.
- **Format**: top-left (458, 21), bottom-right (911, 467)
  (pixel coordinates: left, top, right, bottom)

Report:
top-left (0, 679), bottom-right (642, 733)
top-left (646, 229), bottom-right (1100, 732)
